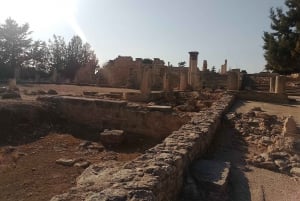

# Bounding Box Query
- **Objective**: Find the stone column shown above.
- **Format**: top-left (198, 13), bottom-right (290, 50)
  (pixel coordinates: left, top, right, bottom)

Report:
top-left (179, 70), bottom-right (188, 91)
top-left (140, 68), bottom-right (151, 95)
top-left (275, 75), bottom-right (286, 94)
top-left (202, 60), bottom-right (207, 71)
top-left (14, 67), bottom-right (20, 81)
top-left (8, 79), bottom-right (17, 90)
top-left (269, 77), bottom-right (276, 93)
top-left (227, 71), bottom-right (239, 90)
top-left (188, 51), bottom-right (199, 89)
top-left (163, 70), bottom-right (171, 92)
top-left (52, 68), bottom-right (58, 83)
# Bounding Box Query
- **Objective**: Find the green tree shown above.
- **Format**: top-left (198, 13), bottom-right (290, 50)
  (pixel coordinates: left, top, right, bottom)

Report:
top-left (66, 35), bottom-right (98, 80)
top-left (0, 18), bottom-right (32, 78)
top-left (178, 61), bottom-right (186, 67)
top-left (211, 66), bottom-right (216, 73)
top-left (28, 40), bottom-right (50, 74)
top-left (48, 35), bottom-right (67, 75)
top-left (263, 0), bottom-right (300, 74)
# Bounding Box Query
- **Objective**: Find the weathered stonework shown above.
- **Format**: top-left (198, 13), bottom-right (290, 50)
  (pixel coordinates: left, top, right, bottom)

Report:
top-left (38, 96), bottom-right (189, 139)
top-left (50, 94), bottom-right (235, 201)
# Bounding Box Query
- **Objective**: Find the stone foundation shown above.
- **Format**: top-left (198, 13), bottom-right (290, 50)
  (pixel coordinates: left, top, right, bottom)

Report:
top-left (38, 96), bottom-right (188, 139)
top-left (50, 94), bottom-right (235, 201)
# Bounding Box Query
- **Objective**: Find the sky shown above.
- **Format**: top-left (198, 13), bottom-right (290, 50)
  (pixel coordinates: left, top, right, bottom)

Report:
top-left (0, 0), bottom-right (286, 73)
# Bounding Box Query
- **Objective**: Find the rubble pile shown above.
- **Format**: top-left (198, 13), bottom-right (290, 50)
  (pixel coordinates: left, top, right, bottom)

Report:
top-left (227, 108), bottom-right (300, 176)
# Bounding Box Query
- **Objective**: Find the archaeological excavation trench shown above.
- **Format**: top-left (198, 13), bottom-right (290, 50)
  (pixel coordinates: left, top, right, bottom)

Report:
top-left (0, 92), bottom-right (235, 201)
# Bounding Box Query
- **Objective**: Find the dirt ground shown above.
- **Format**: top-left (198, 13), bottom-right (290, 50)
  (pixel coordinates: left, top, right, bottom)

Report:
top-left (0, 132), bottom-right (159, 201)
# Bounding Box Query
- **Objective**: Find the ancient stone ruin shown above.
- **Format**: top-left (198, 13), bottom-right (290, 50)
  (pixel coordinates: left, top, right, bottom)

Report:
top-left (0, 51), bottom-right (300, 201)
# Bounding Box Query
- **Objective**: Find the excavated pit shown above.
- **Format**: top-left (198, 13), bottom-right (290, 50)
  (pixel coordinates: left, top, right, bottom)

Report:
top-left (0, 96), bottom-right (191, 201)
top-left (0, 86), bottom-right (229, 201)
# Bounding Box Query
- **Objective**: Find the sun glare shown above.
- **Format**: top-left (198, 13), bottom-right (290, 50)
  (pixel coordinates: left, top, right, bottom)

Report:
top-left (0, 0), bottom-right (86, 41)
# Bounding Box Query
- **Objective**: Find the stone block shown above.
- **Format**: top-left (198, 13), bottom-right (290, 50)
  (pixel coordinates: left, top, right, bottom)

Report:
top-left (100, 129), bottom-right (125, 146)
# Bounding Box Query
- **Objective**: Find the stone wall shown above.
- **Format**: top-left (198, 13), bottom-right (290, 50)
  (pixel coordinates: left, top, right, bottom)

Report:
top-left (0, 102), bottom-right (55, 144)
top-left (232, 91), bottom-right (289, 104)
top-left (50, 94), bottom-right (235, 201)
top-left (38, 96), bottom-right (188, 139)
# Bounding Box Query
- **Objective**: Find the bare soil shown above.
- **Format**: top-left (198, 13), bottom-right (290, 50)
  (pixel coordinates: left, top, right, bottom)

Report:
top-left (0, 132), bottom-right (158, 201)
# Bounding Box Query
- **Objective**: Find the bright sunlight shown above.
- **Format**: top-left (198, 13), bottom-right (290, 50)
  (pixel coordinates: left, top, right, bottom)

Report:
top-left (0, 0), bottom-right (86, 41)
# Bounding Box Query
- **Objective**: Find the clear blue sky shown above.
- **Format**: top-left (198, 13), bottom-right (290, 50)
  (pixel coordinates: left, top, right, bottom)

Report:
top-left (0, 0), bottom-right (285, 73)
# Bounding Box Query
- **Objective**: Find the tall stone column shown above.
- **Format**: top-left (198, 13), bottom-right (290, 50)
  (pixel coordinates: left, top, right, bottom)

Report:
top-left (269, 77), bottom-right (276, 93)
top-left (188, 51), bottom-right (199, 89)
top-left (275, 75), bottom-right (286, 94)
top-left (227, 71), bottom-right (239, 90)
top-left (179, 70), bottom-right (188, 91)
top-left (163, 70), bottom-right (171, 92)
top-left (140, 68), bottom-right (152, 95)
top-left (52, 68), bottom-right (58, 83)
top-left (202, 60), bottom-right (207, 71)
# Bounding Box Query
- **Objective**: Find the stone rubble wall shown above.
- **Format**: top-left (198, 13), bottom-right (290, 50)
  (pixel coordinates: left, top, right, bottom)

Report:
top-left (50, 94), bottom-right (235, 201)
top-left (38, 96), bottom-right (189, 139)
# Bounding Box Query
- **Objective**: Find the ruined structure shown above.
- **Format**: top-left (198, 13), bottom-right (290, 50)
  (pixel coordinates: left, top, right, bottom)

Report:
top-left (97, 52), bottom-right (230, 92)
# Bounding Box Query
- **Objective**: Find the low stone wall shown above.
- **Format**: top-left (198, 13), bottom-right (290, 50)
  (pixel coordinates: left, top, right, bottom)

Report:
top-left (233, 91), bottom-right (289, 104)
top-left (38, 96), bottom-right (188, 139)
top-left (51, 94), bottom-right (235, 201)
top-left (0, 101), bottom-right (55, 144)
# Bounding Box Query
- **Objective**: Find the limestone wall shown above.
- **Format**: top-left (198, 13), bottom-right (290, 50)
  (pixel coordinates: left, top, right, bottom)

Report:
top-left (233, 91), bottom-right (289, 104)
top-left (50, 94), bottom-right (235, 201)
top-left (38, 96), bottom-right (188, 139)
top-left (0, 102), bottom-right (55, 144)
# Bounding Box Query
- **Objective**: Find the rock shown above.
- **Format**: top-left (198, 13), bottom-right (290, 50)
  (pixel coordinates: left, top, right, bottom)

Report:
top-left (290, 154), bottom-right (300, 162)
top-left (37, 90), bottom-right (47, 95)
top-left (257, 161), bottom-right (277, 170)
top-left (56, 158), bottom-right (77, 166)
top-left (74, 161), bottom-right (90, 168)
top-left (291, 163), bottom-right (300, 168)
top-left (47, 89), bottom-right (58, 95)
top-left (274, 159), bottom-right (288, 169)
top-left (78, 141), bottom-right (92, 148)
top-left (100, 129), bottom-right (125, 146)
top-left (0, 87), bottom-right (8, 93)
top-left (270, 152), bottom-right (289, 160)
top-left (261, 136), bottom-right (272, 145)
top-left (290, 167), bottom-right (300, 176)
top-left (282, 116), bottom-right (298, 136)
top-left (87, 143), bottom-right (105, 152)
top-left (260, 152), bottom-right (271, 161)
top-left (1, 91), bottom-right (21, 99)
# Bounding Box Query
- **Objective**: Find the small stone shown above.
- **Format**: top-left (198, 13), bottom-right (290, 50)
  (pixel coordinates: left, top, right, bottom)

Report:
top-left (47, 89), bottom-right (58, 95)
top-left (74, 161), bottom-right (90, 168)
top-left (56, 158), bottom-right (76, 166)
top-left (1, 91), bottom-right (21, 99)
top-left (100, 129), bottom-right (125, 146)
top-left (274, 159), bottom-right (287, 168)
top-left (290, 167), bottom-right (300, 176)
top-left (261, 136), bottom-right (272, 144)
top-left (258, 161), bottom-right (277, 170)
top-left (260, 153), bottom-right (271, 161)
top-left (88, 143), bottom-right (105, 152)
top-left (282, 116), bottom-right (298, 136)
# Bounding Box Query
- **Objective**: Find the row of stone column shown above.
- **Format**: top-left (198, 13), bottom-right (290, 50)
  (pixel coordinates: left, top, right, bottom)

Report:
top-left (270, 75), bottom-right (286, 94)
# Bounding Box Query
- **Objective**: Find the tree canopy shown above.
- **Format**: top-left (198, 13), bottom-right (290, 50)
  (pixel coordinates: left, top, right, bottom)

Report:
top-left (0, 18), bottom-right (99, 81)
top-left (263, 0), bottom-right (300, 74)
top-left (0, 18), bottom-right (32, 78)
